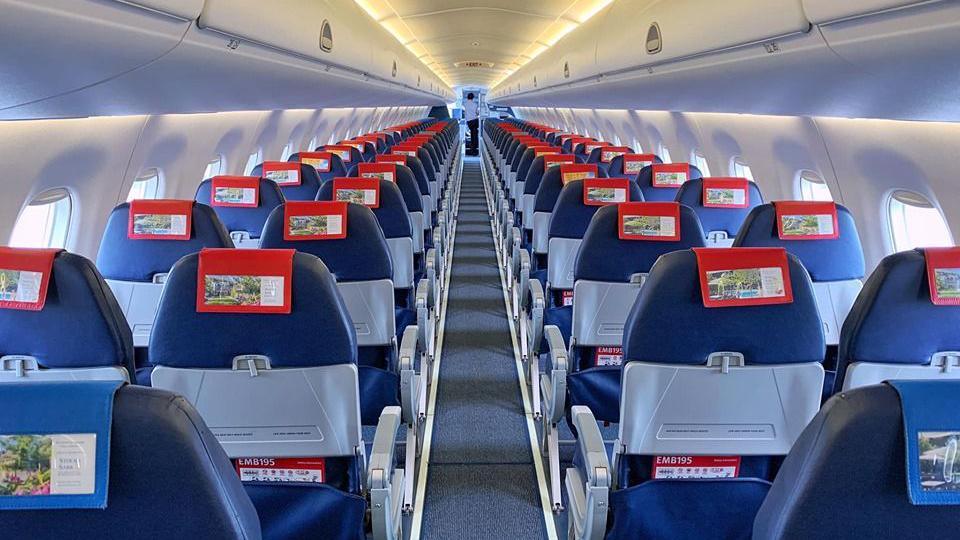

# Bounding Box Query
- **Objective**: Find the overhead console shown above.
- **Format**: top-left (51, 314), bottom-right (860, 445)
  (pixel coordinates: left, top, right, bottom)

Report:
top-left (489, 0), bottom-right (960, 122)
top-left (0, 0), bottom-right (452, 120)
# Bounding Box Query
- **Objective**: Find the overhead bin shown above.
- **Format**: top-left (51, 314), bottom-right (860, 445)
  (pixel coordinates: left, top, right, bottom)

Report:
top-left (118, 0), bottom-right (203, 20)
top-left (802, 0), bottom-right (934, 24)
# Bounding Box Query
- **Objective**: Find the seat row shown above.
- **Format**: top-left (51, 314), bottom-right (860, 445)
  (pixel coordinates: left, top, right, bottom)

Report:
top-left (0, 118), bottom-right (463, 540)
top-left (480, 119), bottom-right (960, 539)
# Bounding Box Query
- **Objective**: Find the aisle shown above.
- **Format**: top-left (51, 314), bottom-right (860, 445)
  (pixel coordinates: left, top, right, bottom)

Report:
top-left (418, 157), bottom-right (550, 539)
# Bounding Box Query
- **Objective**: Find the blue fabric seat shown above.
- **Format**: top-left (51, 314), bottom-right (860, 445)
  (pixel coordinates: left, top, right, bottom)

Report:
top-left (675, 178), bottom-right (763, 246)
top-left (834, 248), bottom-right (960, 393)
top-left (195, 178), bottom-right (284, 246)
top-left (632, 162), bottom-right (703, 201)
top-left (288, 151), bottom-right (348, 182)
top-left (251, 161), bottom-right (323, 201)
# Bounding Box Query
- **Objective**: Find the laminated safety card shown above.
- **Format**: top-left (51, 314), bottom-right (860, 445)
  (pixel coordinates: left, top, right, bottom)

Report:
top-left (325, 146), bottom-right (354, 163)
top-left (651, 163), bottom-right (690, 188)
top-left (594, 346), bottom-right (623, 367)
top-left (544, 154), bottom-right (576, 170)
top-left (775, 201), bottom-right (839, 240)
top-left (333, 177), bottom-right (380, 208)
top-left (694, 247), bottom-right (793, 308)
top-left (0, 247), bottom-right (59, 311)
top-left (618, 202), bottom-right (681, 242)
top-left (0, 434), bottom-right (98, 495)
top-left (600, 147), bottom-right (631, 163)
top-left (569, 138), bottom-right (595, 152)
top-left (358, 163), bottom-right (396, 183)
top-left (196, 248), bottom-right (294, 314)
top-left (623, 154), bottom-right (658, 175)
top-left (376, 154), bottom-right (407, 165)
top-left (652, 456), bottom-right (741, 479)
top-left (262, 161), bottom-right (302, 187)
top-left (127, 199), bottom-right (193, 240)
top-left (235, 457), bottom-right (326, 484)
top-left (299, 152), bottom-right (332, 173)
top-left (560, 164), bottom-right (598, 185)
top-left (925, 247), bottom-right (960, 306)
top-left (283, 201), bottom-right (348, 241)
top-left (393, 146), bottom-right (419, 157)
top-left (583, 178), bottom-right (630, 206)
top-left (583, 142), bottom-right (608, 155)
top-left (534, 147), bottom-right (560, 158)
top-left (211, 176), bottom-right (260, 208)
top-left (342, 141), bottom-right (365, 153)
top-left (702, 178), bottom-right (750, 208)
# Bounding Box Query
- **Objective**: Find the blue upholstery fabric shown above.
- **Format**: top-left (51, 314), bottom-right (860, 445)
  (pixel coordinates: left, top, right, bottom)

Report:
top-left (515, 148), bottom-right (537, 185)
top-left (634, 164), bottom-right (703, 202)
top-left (0, 384), bottom-right (261, 539)
top-left (533, 166), bottom-right (608, 213)
top-left (548, 180), bottom-right (645, 239)
top-left (0, 251), bottom-right (135, 375)
top-left (247, 484), bottom-right (364, 540)
top-left (259, 204), bottom-right (393, 282)
top-left (606, 155), bottom-right (666, 179)
top-left (415, 148), bottom-right (436, 183)
top-left (623, 250), bottom-right (825, 365)
top-left (402, 155), bottom-right (432, 196)
top-left (346, 163), bottom-right (424, 213)
top-left (567, 367), bottom-right (622, 424)
top-left (97, 202), bottom-right (232, 282)
top-left (287, 152), bottom-right (347, 181)
top-left (574, 205), bottom-right (705, 282)
top-left (317, 146), bottom-right (362, 167)
top-left (754, 383), bottom-right (960, 539)
top-left (607, 479), bottom-right (770, 540)
top-left (675, 178), bottom-right (764, 237)
top-left (316, 179), bottom-right (412, 240)
top-left (195, 179), bottom-right (284, 239)
top-left (734, 203), bottom-right (865, 282)
top-left (834, 249), bottom-right (960, 392)
top-left (251, 162), bottom-right (323, 201)
top-left (149, 252), bottom-right (357, 368)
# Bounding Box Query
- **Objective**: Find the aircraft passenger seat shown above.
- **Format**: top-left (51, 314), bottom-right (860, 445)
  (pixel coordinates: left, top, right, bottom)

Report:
top-left (195, 176), bottom-right (284, 248)
top-left (252, 160), bottom-right (323, 201)
top-left (675, 177), bottom-right (763, 246)
top-left (630, 162), bottom-right (703, 202)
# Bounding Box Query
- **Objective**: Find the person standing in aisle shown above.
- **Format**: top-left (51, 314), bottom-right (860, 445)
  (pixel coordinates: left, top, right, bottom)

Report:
top-left (464, 92), bottom-right (479, 156)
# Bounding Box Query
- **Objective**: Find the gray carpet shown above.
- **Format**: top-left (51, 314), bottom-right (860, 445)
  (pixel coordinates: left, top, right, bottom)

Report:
top-left (420, 157), bottom-right (549, 539)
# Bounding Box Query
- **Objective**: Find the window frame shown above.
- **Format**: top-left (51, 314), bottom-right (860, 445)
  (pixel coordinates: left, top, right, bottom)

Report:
top-left (127, 168), bottom-right (162, 202)
top-left (280, 142), bottom-right (294, 162)
top-left (243, 148), bottom-right (262, 176)
top-left (9, 188), bottom-right (73, 249)
top-left (886, 189), bottom-right (954, 253)
top-left (796, 170), bottom-right (833, 202)
top-left (691, 150), bottom-right (711, 176)
top-left (730, 156), bottom-right (754, 181)
top-left (204, 155), bottom-right (225, 180)
top-left (657, 142), bottom-right (672, 163)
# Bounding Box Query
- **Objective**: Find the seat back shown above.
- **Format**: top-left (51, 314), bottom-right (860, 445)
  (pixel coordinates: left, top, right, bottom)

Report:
top-left (0, 382), bottom-right (261, 539)
top-left (675, 177), bottom-right (763, 246)
top-left (290, 151), bottom-right (348, 182)
top-left (317, 178), bottom-right (414, 290)
top-left (620, 248), bottom-right (824, 458)
top-left (571, 204), bottom-right (705, 353)
top-left (97, 201), bottom-right (232, 347)
top-left (836, 248), bottom-right (960, 392)
top-left (735, 202), bottom-right (865, 346)
top-left (259, 202), bottom-right (396, 348)
top-left (755, 381), bottom-right (960, 540)
top-left (531, 164), bottom-right (608, 253)
top-left (546, 179), bottom-right (644, 292)
top-left (252, 161), bottom-right (323, 201)
top-left (632, 162), bottom-right (703, 201)
top-left (195, 177), bottom-right (284, 248)
top-left (349, 162), bottom-right (426, 253)
top-left (1, 248), bottom-right (133, 382)
top-left (606, 153), bottom-right (662, 179)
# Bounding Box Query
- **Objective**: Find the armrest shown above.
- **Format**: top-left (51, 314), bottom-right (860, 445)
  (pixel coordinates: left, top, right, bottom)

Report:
top-left (368, 406), bottom-right (404, 540)
top-left (425, 249), bottom-right (438, 310)
top-left (416, 278), bottom-right (434, 362)
top-left (527, 278), bottom-right (545, 357)
top-left (565, 406), bottom-right (610, 540)
top-left (542, 324), bottom-right (568, 425)
top-left (398, 326), bottom-right (421, 426)
top-left (510, 227), bottom-right (522, 278)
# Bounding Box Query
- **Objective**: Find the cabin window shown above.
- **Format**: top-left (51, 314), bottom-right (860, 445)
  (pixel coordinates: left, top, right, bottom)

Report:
top-left (797, 171), bottom-right (833, 201)
top-left (632, 139), bottom-right (644, 154)
top-left (887, 190), bottom-right (953, 252)
top-left (658, 142), bottom-right (672, 163)
top-left (127, 169), bottom-right (161, 201)
top-left (691, 150), bottom-right (711, 176)
top-left (9, 189), bottom-right (72, 249)
top-left (612, 134), bottom-right (622, 146)
top-left (730, 157), bottom-right (754, 181)
top-left (204, 155), bottom-right (225, 179)
top-left (280, 142), bottom-right (294, 161)
top-left (243, 149), bottom-right (262, 176)
top-left (308, 136), bottom-right (319, 152)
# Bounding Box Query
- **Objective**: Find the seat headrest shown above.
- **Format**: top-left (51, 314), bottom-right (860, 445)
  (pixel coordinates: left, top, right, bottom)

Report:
top-left (1, 250), bottom-right (135, 372)
top-left (735, 203), bottom-right (865, 282)
top-left (675, 178), bottom-right (764, 236)
top-left (548, 180), bottom-right (645, 239)
top-left (533, 165), bottom-right (608, 212)
top-left (623, 249), bottom-right (824, 365)
top-left (316, 179), bottom-right (412, 239)
top-left (633, 163), bottom-right (704, 202)
top-left (754, 383), bottom-right (960, 539)
top-left (97, 202), bottom-right (232, 282)
top-left (347, 163), bottom-right (423, 213)
top-left (149, 251), bottom-right (356, 368)
top-left (836, 249), bottom-right (960, 390)
top-left (194, 178), bottom-right (284, 238)
top-left (401, 155), bottom-right (431, 195)
top-left (288, 151), bottom-right (348, 179)
top-left (251, 162), bottom-right (323, 202)
top-left (575, 205), bottom-right (706, 282)
top-left (259, 203), bottom-right (393, 282)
